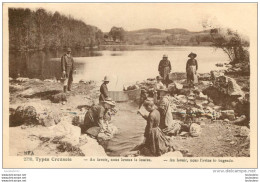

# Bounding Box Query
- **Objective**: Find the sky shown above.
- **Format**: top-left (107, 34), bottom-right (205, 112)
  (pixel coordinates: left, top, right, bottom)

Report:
top-left (6, 3), bottom-right (256, 34)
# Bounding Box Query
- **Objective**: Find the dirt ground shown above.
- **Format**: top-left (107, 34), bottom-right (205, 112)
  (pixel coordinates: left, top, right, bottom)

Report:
top-left (9, 76), bottom-right (250, 157)
top-left (172, 119), bottom-right (249, 157)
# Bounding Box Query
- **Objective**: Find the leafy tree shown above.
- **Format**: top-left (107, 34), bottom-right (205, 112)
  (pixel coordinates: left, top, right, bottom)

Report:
top-left (8, 8), bottom-right (104, 51)
top-left (109, 27), bottom-right (125, 42)
top-left (210, 28), bottom-right (249, 65)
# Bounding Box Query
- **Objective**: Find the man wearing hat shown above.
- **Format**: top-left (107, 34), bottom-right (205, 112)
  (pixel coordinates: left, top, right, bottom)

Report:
top-left (61, 48), bottom-right (75, 92)
top-left (82, 98), bottom-right (116, 133)
top-left (186, 52), bottom-right (198, 88)
top-left (99, 76), bottom-right (110, 102)
top-left (158, 54), bottom-right (172, 87)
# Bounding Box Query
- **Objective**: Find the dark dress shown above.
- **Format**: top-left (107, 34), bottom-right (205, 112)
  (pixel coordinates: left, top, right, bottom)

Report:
top-left (99, 83), bottom-right (109, 102)
top-left (144, 109), bottom-right (171, 156)
top-left (83, 104), bottom-right (106, 132)
top-left (158, 59), bottom-right (172, 83)
top-left (186, 58), bottom-right (198, 85)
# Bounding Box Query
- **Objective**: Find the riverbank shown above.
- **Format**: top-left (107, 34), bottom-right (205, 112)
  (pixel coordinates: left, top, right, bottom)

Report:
top-left (9, 79), bottom-right (107, 156)
top-left (8, 67), bottom-right (250, 157)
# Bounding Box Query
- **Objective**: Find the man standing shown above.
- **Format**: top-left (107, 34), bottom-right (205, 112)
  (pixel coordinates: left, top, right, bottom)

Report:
top-left (158, 54), bottom-right (172, 87)
top-left (99, 76), bottom-right (110, 102)
top-left (61, 48), bottom-right (75, 92)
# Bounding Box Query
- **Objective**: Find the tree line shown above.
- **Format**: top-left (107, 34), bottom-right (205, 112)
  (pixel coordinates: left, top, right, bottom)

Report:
top-left (9, 8), bottom-right (104, 51)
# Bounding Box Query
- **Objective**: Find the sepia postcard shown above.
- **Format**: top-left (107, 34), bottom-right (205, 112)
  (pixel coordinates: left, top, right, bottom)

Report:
top-left (2, 2), bottom-right (257, 168)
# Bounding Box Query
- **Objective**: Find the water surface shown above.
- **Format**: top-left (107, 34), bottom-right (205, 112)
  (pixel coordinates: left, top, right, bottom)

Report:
top-left (9, 46), bottom-right (229, 91)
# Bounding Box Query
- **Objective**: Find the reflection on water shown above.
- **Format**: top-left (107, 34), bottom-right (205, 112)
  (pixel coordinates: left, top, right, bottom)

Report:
top-left (9, 49), bottom-right (102, 80)
top-left (9, 46), bottom-right (229, 90)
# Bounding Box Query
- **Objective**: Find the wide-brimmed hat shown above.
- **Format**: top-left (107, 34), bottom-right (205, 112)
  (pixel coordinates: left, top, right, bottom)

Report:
top-left (103, 97), bottom-right (116, 106)
top-left (163, 54), bottom-right (168, 58)
top-left (103, 76), bottom-right (110, 82)
top-left (67, 48), bottom-right (72, 52)
top-left (188, 52), bottom-right (197, 58)
top-left (156, 76), bottom-right (163, 80)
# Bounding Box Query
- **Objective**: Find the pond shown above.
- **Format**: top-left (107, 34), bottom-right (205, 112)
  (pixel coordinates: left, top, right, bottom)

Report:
top-left (9, 46), bottom-right (229, 91)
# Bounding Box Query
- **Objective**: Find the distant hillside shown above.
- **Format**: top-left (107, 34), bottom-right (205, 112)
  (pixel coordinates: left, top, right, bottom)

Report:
top-left (123, 28), bottom-right (213, 46)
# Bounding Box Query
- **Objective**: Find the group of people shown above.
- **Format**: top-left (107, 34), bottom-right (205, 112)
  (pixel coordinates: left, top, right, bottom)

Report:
top-left (60, 48), bottom-right (199, 156)
top-left (138, 52), bottom-right (199, 156)
top-left (158, 53), bottom-right (198, 88)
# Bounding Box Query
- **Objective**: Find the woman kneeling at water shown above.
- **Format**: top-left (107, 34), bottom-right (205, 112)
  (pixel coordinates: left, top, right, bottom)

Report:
top-left (82, 98), bottom-right (116, 133)
top-left (141, 99), bottom-right (174, 156)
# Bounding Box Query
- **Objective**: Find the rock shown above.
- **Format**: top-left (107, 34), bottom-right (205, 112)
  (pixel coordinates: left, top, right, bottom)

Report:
top-left (38, 112), bottom-right (60, 127)
top-left (189, 123), bottom-right (202, 137)
top-left (207, 102), bottom-right (215, 108)
top-left (31, 78), bottom-right (41, 82)
top-left (213, 106), bottom-right (222, 111)
top-left (230, 141), bottom-right (236, 145)
top-left (217, 136), bottom-right (223, 140)
top-left (169, 72), bottom-right (186, 81)
top-left (175, 82), bottom-right (183, 90)
top-left (121, 151), bottom-right (140, 157)
top-left (240, 126), bottom-right (250, 137)
top-left (179, 131), bottom-right (189, 137)
top-left (204, 107), bottom-right (215, 119)
top-left (212, 74), bottom-right (244, 97)
top-left (168, 83), bottom-right (182, 93)
top-left (210, 70), bottom-right (224, 81)
top-left (215, 63), bottom-right (224, 67)
top-left (86, 127), bottom-right (101, 137)
top-left (187, 96), bottom-right (195, 100)
top-left (72, 113), bottom-right (85, 127)
top-left (20, 88), bottom-right (35, 96)
top-left (197, 92), bottom-right (208, 100)
top-left (200, 100), bottom-right (209, 106)
top-left (176, 95), bottom-right (187, 104)
top-left (200, 121), bottom-right (206, 127)
top-left (161, 151), bottom-right (183, 157)
top-left (226, 77), bottom-right (244, 97)
top-left (220, 110), bottom-right (235, 121)
top-left (232, 115), bottom-right (247, 125)
top-left (50, 93), bottom-right (67, 103)
top-left (16, 77), bottom-right (29, 82)
top-left (186, 153), bottom-right (193, 157)
top-left (9, 84), bottom-right (24, 92)
top-left (79, 79), bottom-right (87, 83)
top-left (198, 73), bottom-right (211, 81)
top-left (201, 81), bottom-right (211, 86)
top-left (79, 134), bottom-right (107, 156)
top-left (223, 119), bottom-right (230, 123)
top-left (10, 105), bottom-right (38, 126)
top-left (44, 79), bottom-right (56, 82)
top-left (53, 121), bottom-right (81, 145)
top-left (196, 104), bottom-right (204, 109)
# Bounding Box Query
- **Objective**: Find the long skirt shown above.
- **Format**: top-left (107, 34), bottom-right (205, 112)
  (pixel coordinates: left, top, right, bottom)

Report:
top-left (145, 127), bottom-right (171, 156)
top-left (187, 66), bottom-right (198, 84)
